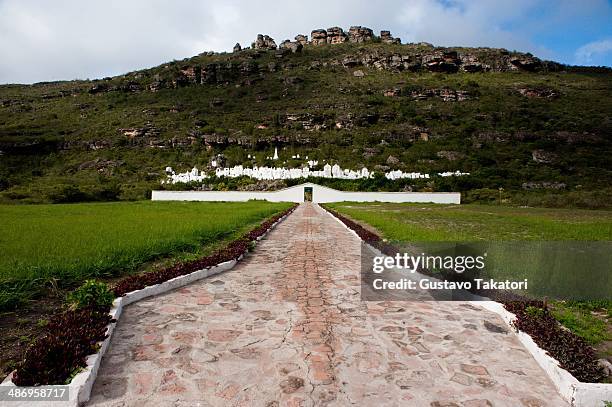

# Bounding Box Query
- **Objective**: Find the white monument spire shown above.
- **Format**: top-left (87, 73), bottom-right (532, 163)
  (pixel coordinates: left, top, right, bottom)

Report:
top-left (273, 146), bottom-right (279, 160)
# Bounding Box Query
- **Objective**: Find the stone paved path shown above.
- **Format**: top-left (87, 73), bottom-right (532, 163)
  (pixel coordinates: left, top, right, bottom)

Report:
top-left (88, 203), bottom-right (567, 407)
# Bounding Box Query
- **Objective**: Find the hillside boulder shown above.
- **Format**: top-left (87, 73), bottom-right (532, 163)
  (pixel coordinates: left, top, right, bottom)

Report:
top-left (517, 87), bottom-right (559, 98)
top-left (252, 34), bottom-right (277, 50)
top-left (509, 54), bottom-right (540, 71)
top-left (294, 34), bottom-right (308, 45)
top-left (422, 51), bottom-right (460, 73)
top-left (386, 155), bottom-right (400, 165)
top-left (380, 30), bottom-right (400, 44)
top-left (532, 149), bottom-right (557, 164)
top-left (279, 40), bottom-right (303, 53)
top-left (326, 27), bottom-right (347, 44)
top-left (460, 54), bottom-right (487, 72)
top-left (348, 26), bottom-right (373, 43)
top-left (311, 29), bottom-right (327, 45)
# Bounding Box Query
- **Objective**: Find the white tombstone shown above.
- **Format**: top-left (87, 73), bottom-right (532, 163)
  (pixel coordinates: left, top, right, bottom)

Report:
top-left (323, 164), bottom-right (332, 178)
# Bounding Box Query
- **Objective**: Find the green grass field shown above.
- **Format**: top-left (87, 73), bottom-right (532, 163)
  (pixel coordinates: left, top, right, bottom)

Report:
top-left (326, 202), bottom-right (612, 241)
top-left (327, 202), bottom-right (612, 350)
top-left (0, 201), bottom-right (291, 310)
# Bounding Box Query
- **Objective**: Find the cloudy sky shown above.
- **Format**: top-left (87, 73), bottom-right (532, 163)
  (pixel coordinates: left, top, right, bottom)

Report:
top-left (1, 0), bottom-right (611, 84)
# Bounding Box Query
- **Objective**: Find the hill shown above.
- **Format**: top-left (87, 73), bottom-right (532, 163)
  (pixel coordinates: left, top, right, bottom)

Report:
top-left (1, 26), bottom-right (611, 207)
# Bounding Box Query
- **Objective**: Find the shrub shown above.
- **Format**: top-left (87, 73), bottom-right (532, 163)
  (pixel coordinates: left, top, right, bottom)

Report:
top-left (66, 280), bottom-right (115, 310)
top-left (505, 300), bottom-right (606, 383)
top-left (12, 306), bottom-right (112, 385)
top-left (48, 185), bottom-right (88, 203)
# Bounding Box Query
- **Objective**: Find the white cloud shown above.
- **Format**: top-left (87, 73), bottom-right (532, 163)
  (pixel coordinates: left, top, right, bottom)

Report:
top-left (575, 39), bottom-right (612, 65)
top-left (0, 0), bottom-right (608, 84)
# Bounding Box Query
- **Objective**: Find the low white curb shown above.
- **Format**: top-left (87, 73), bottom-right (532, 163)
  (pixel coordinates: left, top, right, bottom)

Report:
top-left (319, 204), bottom-right (612, 407)
top-left (0, 209), bottom-right (295, 407)
top-left (473, 301), bottom-right (612, 407)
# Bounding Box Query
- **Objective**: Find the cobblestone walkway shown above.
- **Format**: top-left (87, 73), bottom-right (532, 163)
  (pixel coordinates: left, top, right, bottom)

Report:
top-left (88, 203), bottom-right (567, 407)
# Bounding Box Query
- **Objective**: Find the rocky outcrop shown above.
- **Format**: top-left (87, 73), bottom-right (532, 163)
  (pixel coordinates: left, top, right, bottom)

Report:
top-left (88, 83), bottom-right (109, 94)
top-left (517, 87), bottom-right (559, 98)
top-left (136, 27), bottom-right (560, 95)
top-left (326, 27), bottom-right (347, 44)
top-left (116, 81), bottom-right (142, 92)
top-left (422, 51), bottom-right (460, 73)
top-left (199, 62), bottom-right (247, 84)
top-left (460, 54), bottom-right (488, 72)
top-left (532, 149), bottom-right (557, 164)
top-left (294, 34), bottom-right (308, 46)
top-left (348, 26), bottom-right (374, 43)
top-left (59, 140), bottom-right (112, 151)
top-left (119, 125), bottom-right (159, 140)
top-left (201, 132), bottom-right (315, 147)
top-left (281, 112), bottom-right (331, 131)
top-left (380, 30), bottom-right (400, 44)
top-left (148, 78), bottom-right (168, 92)
top-left (78, 158), bottom-right (124, 173)
top-left (509, 54), bottom-right (540, 71)
top-left (179, 66), bottom-right (201, 84)
top-left (311, 29), bottom-right (327, 46)
top-left (279, 40), bottom-right (303, 53)
top-left (386, 155), bottom-right (400, 165)
top-left (436, 150), bottom-right (465, 161)
top-left (252, 34), bottom-right (277, 50)
top-left (332, 46), bottom-right (551, 73)
top-left (383, 88), bottom-right (401, 97)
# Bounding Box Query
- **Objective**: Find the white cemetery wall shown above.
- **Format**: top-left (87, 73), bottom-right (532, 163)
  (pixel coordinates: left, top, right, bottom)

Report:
top-left (152, 184), bottom-right (460, 204)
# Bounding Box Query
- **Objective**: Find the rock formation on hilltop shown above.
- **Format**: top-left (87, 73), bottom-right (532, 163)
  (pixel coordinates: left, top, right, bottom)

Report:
top-left (252, 34), bottom-right (277, 50)
top-left (87, 24), bottom-right (567, 95)
top-left (326, 27), bottom-right (347, 44)
top-left (310, 29), bottom-right (327, 46)
top-left (380, 30), bottom-right (400, 44)
top-left (250, 27), bottom-right (377, 50)
top-left (279, 40), bottom-right (303, 54)
top-left (309, 25), bottom-right (377, 45)
top-left (348, 26), bottom-right (374, 43)
top-left (294, 34), bottom-right (308, 46)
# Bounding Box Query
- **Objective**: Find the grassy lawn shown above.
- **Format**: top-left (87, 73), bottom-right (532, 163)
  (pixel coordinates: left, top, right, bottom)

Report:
top-left (0, 201), bottom-right (291, 310)
top-left (327, 202), bottom-right (612, 356)
top-left (325, 202), bottom-right (612, 241)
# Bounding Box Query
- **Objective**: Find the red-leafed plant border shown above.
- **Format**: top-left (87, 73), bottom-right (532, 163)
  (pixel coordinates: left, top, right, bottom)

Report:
top-left (12, 204), bottom-right (297, 386)
top-left (321, 204), bottom-right (606, 383)
top-left (504, 300), bottom-right (605, 383)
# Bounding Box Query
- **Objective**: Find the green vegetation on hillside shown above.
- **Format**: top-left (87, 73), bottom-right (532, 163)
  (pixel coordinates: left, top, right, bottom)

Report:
top-left (0, 42), bottom-right (610, 206)
top-left (0, 201), bottom-right (291, 310)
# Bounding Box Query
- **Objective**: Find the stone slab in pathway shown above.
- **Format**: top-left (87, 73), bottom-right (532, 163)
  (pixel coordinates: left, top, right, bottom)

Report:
top-left (88, 203), bottom-right (567, 407)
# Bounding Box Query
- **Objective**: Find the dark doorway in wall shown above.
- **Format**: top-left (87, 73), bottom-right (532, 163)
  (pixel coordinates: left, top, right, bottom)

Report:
top-left (304, 186), bottom-right (313, 202)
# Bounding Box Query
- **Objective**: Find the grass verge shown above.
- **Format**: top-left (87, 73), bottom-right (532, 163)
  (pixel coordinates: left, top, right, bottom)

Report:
top-left (0, 201), bottom-right (291, 311)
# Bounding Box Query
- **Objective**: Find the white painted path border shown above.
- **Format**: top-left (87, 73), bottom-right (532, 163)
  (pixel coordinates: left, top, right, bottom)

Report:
top-left (0, 210), bottom-right (294, 407)
top-left (319, 203), bottom-right (612, 407)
